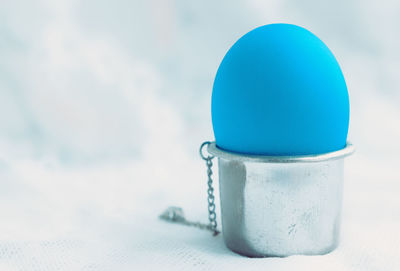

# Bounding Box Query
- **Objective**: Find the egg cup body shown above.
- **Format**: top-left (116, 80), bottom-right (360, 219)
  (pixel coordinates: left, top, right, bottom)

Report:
top-left (208, 142), bottom-right (354, 257)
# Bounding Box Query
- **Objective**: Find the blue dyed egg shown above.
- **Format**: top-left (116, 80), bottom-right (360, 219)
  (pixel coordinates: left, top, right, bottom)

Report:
top-left (212, 24), bottom-right (349, 155)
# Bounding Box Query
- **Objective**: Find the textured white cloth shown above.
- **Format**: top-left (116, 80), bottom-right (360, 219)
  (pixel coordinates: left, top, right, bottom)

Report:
top-left (0, 153), bottom-right (399, 271)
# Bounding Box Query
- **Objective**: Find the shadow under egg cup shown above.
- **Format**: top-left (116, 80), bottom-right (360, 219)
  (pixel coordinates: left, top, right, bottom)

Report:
top-left (207, 142), bottom-right (354, 257)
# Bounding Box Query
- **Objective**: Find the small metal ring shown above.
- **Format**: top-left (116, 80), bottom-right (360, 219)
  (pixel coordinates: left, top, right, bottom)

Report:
top-left (200, 141), bottom-right (215, 161)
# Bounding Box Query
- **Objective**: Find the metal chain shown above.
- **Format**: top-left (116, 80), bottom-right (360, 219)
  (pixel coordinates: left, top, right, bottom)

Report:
top-left (158, 141), bottom-right (219, 236)
top-left (200, 141), bottom-right (219, 236)
top-left (159, 206), bottom-right (217, 232)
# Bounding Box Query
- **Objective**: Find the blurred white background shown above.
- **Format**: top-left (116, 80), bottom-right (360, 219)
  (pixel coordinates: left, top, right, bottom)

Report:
top-left (0, 0), bottom-right (399, 270)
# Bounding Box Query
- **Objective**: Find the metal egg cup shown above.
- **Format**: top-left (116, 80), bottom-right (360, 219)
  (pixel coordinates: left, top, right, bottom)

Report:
top-left (207, 142), bottom-right (354, 257)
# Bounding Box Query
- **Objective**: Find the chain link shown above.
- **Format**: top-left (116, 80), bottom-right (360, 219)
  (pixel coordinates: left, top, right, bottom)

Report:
top-left (200, 141), bottom-right (219, 236)
top-left (159, 206), bottom-right (217, 232)
top-left (158, 141), bottom-right (219, 236)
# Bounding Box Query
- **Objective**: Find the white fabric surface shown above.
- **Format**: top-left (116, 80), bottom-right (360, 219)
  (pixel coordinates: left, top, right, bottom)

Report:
top-left (0, 153), bottom-right (399, 270)
top-left (1, 0), bottom-right (400, 270)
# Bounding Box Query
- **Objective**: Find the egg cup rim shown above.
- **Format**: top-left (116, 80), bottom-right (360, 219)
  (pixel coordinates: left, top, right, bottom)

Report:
top-left (207, 142), bottom-right (355, 163)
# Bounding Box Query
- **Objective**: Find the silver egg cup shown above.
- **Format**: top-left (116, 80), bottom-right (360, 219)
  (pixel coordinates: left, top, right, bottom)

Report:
top-left (207, 142), bottom-right (354, 257)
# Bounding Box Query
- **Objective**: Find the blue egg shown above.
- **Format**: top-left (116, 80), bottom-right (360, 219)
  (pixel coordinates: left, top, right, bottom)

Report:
top-left (212, 23), bottom-right (349, 155)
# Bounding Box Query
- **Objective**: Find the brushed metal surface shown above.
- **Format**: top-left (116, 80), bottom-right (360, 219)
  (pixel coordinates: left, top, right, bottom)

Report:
top-left (208, 143), bottom-right (353, 257)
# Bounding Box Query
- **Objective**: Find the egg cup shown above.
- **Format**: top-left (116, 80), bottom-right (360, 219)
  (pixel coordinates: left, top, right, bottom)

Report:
top-left (207, 142), bottom-right (354, 257)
